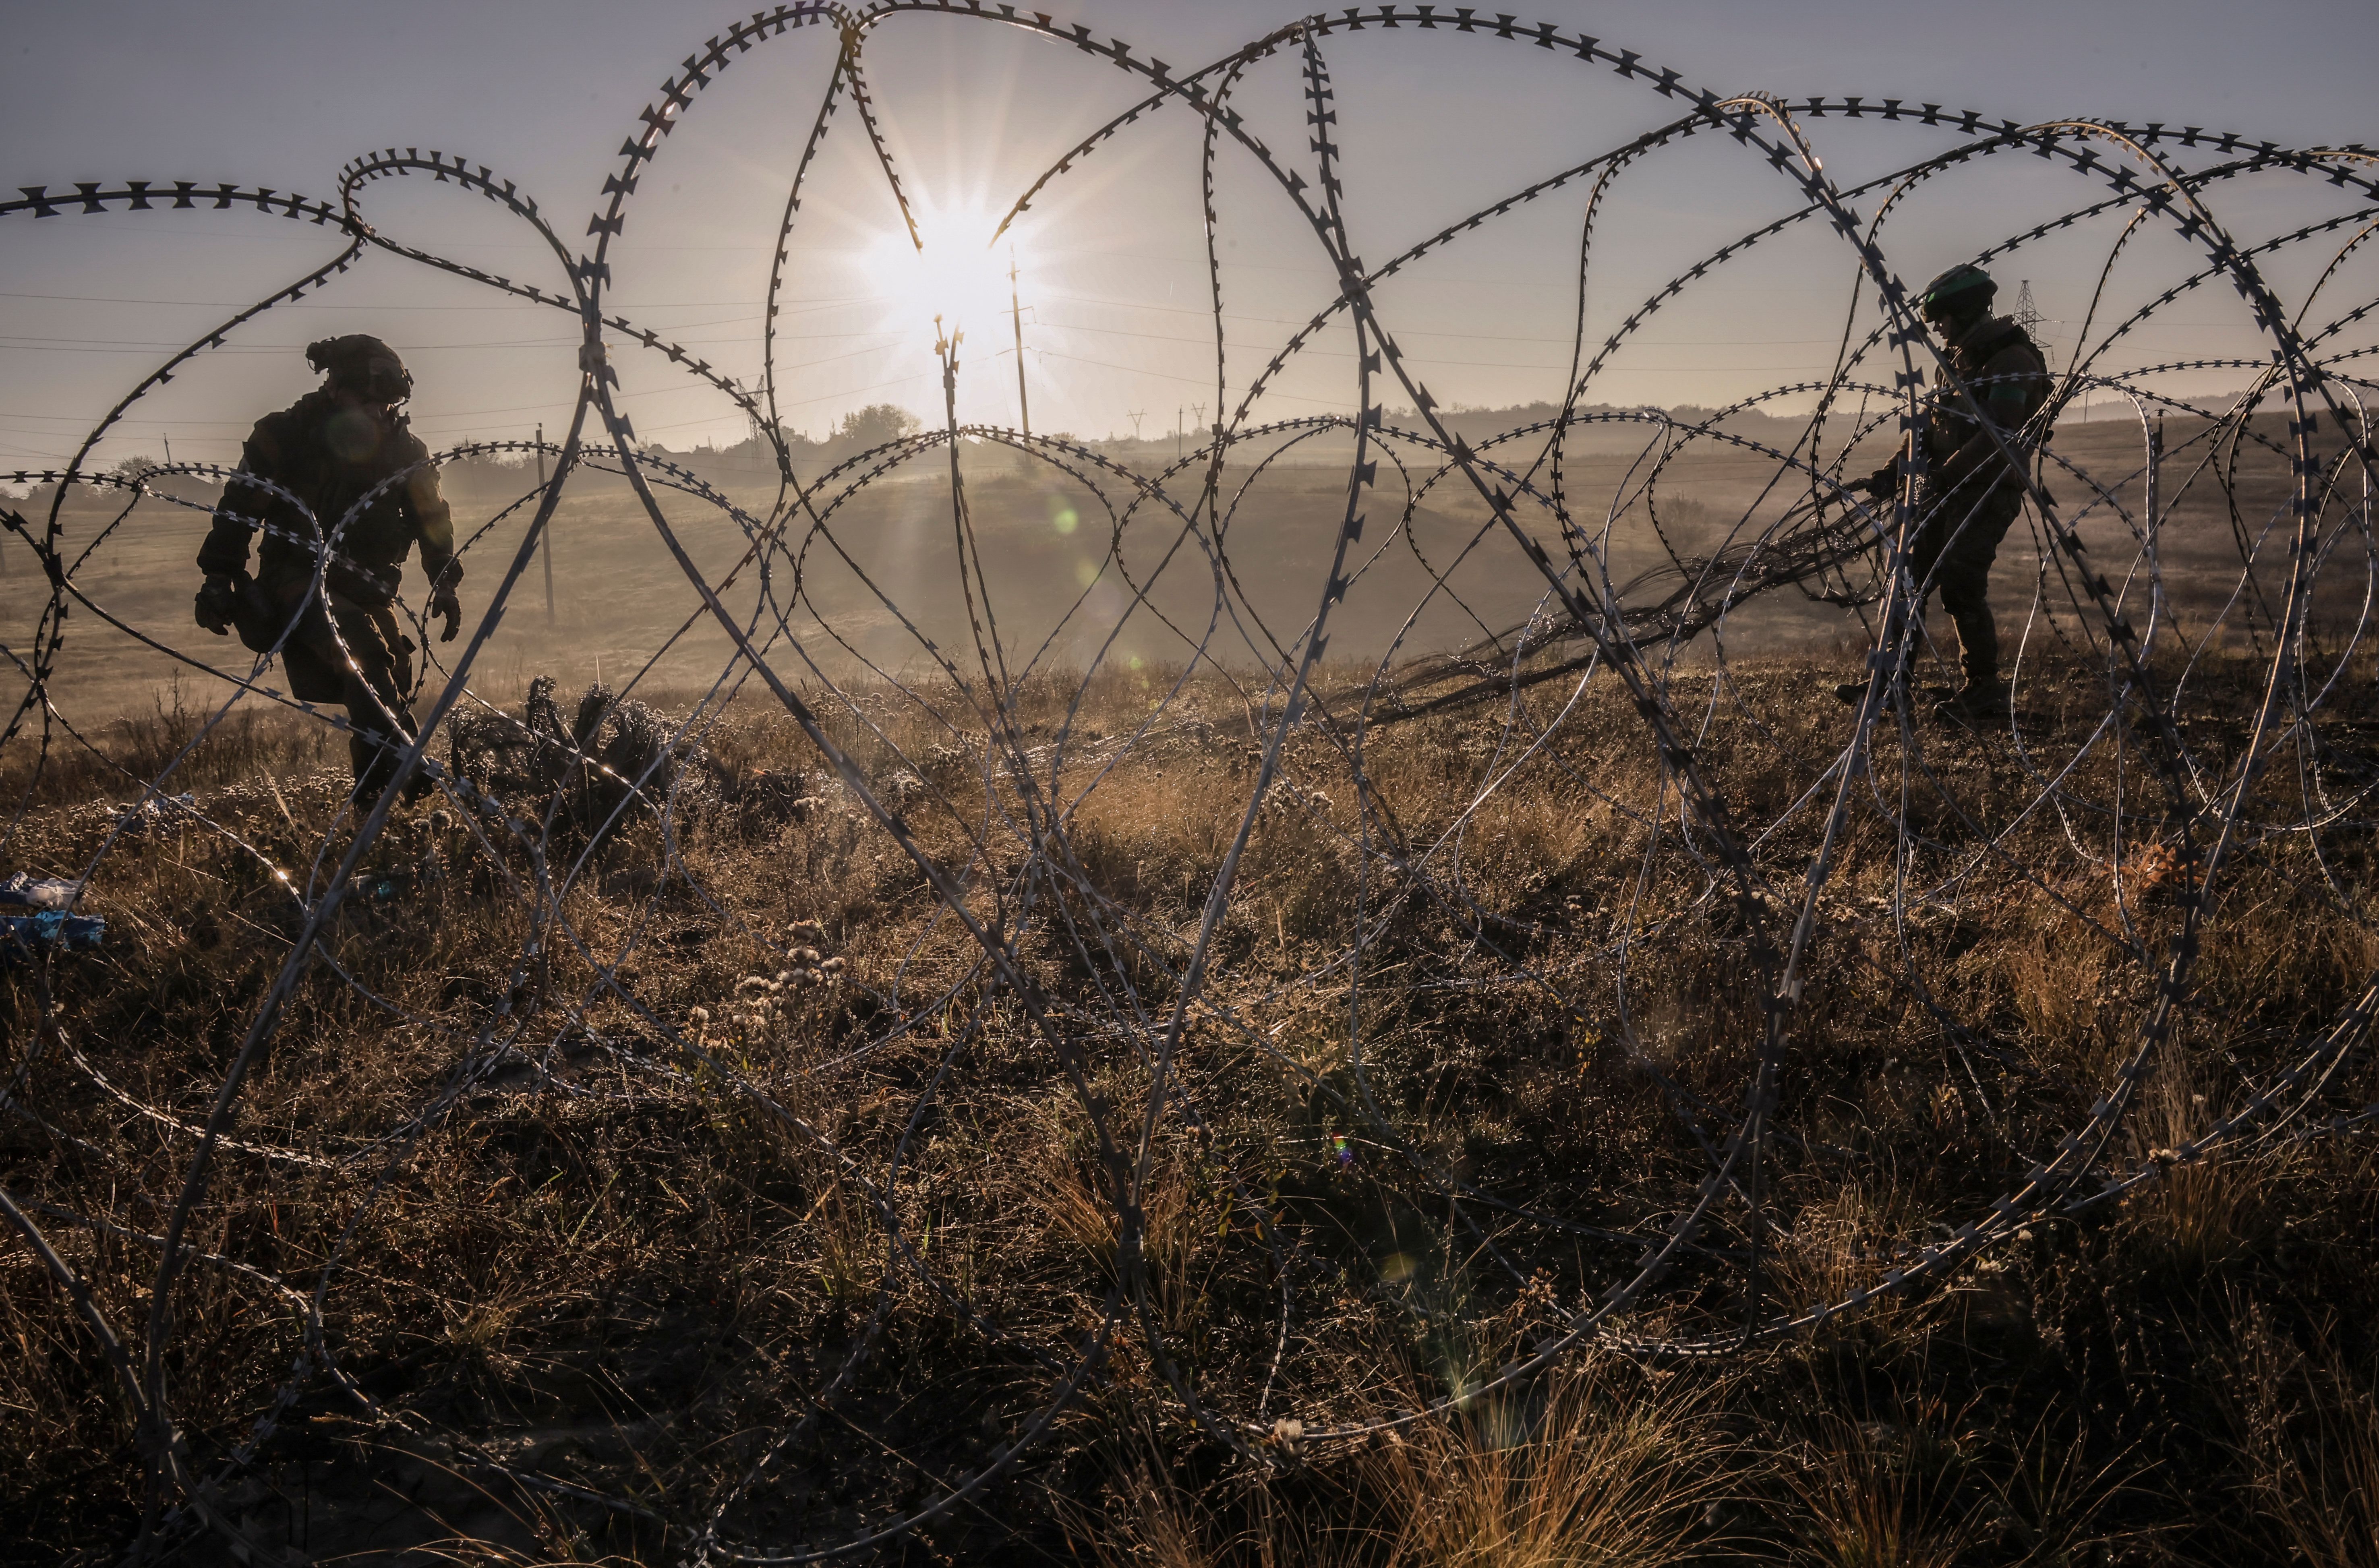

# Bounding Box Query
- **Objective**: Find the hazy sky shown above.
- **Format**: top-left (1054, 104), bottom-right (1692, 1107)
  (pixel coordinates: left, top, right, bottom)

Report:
top-left (5, 0), bottom-right (2374, 467)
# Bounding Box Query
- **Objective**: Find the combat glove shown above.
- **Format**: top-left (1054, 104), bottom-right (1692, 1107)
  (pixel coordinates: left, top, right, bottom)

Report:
top-left (194, 572), bottom-right (246, 635)
top-left (430, 583), bottom-right (462, 643)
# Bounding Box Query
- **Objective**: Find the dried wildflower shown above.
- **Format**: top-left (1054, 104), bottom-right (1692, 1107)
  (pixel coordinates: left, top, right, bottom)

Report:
top-left (2125, 840), bottom-right (2181, 896)
top-left (821, 956), bottom-right (846, 974)
top-left (797, 946), bottom-right (823, 964)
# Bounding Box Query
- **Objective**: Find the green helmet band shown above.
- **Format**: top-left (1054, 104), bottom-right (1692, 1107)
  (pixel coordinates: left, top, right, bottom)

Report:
top-left (1917, 263), bottom-right (1996, 315)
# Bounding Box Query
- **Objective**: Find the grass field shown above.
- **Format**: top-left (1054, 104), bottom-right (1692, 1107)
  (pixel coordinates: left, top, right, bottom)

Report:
top-left (2, 404), bottom-right (2334, 726)
top-left (5, 616), bottom-right (2377, 1562)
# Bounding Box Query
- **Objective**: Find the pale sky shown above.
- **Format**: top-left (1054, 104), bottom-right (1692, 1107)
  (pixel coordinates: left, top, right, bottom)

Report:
top-left (5, 0), bottom-right (2373, 468)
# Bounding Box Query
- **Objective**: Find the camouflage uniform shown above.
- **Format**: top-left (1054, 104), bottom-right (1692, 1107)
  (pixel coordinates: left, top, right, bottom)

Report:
top-left (198, 366), bottom-right (460, 799)
top-left (1881, 312), bottom-right (2051, 690)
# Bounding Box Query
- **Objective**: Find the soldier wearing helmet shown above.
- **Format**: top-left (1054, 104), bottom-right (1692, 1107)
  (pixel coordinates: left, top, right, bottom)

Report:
top-left (194, 335), bottom-right (463, 805)
top-left (1838, 263), bottom-right (2051, 723)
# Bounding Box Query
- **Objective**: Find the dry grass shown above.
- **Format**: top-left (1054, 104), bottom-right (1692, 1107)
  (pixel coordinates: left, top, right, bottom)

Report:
top-left (1785, 1401), bottom-right (1979, 1568)
top-left (2222, 1304), bottom-right (2379, 1568)
top-left (4, 648), bottom-right (2378, 1562)
top-left (1363, 1363), bottom-right (1735, 1567)
top-left (1077, 1360), bottom-right (1731, 1568)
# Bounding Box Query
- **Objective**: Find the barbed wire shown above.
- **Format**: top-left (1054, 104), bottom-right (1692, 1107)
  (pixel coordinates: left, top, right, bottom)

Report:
top-left (4, 4), bottom-right (2378, 1560)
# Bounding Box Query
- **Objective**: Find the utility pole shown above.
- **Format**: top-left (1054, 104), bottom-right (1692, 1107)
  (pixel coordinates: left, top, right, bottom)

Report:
top-left (1008, 246), bottom-right (1031, 439)
top-left (1176, 405), bottom-right (1184, 462)
top-left (537, 422), bottom-right (554, 624)
top-left (162, 433), bottom-right (172, 466)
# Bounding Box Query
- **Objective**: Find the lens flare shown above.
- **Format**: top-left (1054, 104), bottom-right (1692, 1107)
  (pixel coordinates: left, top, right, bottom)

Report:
top-left (863, 201), bottom-right (1022, 345)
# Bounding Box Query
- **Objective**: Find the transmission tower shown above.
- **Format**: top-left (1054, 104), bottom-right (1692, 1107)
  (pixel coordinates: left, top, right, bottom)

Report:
top-left (2011, 279), bottom-right (2044, 339)
top-left (1127, 409), bottom-right (1145, 441)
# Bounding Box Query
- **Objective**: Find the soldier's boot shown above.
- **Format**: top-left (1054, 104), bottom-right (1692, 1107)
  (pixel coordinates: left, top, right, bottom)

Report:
top-left (348, 738), bottom-right (384, 810)
top-left (1933, 598), bottom-right (2009, 724)
top-left (1834, 638), bottom-right (1913, 711)
top-left (1842, 571), bottom-right (1950, 711)
top-left (1834, 675), bottom-right (1907, 712)
top-left (1935, 681), bottom-right (2009, 724)
top-left (352, 733), bottom-right (433, 807)
top-left (347, 695), bottom-right (425, 809)
top-left (1836, 619), bottom-right (1927, 711)
top-left (350, 731), bottom-right (396, 809)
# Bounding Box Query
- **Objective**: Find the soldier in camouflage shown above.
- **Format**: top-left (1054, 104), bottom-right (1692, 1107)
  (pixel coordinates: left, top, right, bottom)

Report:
top-left (1839, 263), bottom-right (2051, 723)
top-left (194, 335), bottom-right (462, 804)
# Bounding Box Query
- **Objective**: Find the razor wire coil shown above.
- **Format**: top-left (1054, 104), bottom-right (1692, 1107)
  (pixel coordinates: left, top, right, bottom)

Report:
top-left (3, 4), bottom-right (2378, 1560)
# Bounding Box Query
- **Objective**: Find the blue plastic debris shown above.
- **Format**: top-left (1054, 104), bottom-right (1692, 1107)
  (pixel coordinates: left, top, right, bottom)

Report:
top-left (0, 873), bottom-right (81, 910)
top-left (2, 910), bottom-right (106, 961)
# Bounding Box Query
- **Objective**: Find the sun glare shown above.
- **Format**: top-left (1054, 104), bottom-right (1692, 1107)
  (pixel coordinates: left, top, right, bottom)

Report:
top-left (863, 202), bottom-right (1023, 348)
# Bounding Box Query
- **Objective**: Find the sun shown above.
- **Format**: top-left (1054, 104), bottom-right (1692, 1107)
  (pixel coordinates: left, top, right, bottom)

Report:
top-left (862, 201), bottom-right (1024, 348)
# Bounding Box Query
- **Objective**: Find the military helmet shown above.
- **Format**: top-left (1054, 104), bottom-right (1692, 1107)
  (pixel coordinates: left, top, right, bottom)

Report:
top-left (1915, 263), bottom-right (1996, 316)
top-left (306, 334), bottom-right (413, 404)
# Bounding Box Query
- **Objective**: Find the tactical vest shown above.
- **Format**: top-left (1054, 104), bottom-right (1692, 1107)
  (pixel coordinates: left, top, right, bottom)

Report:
top-left (208, 390), bottom-right (438, 604)
top-left (1923, 318), bottom-right (2049, 463)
